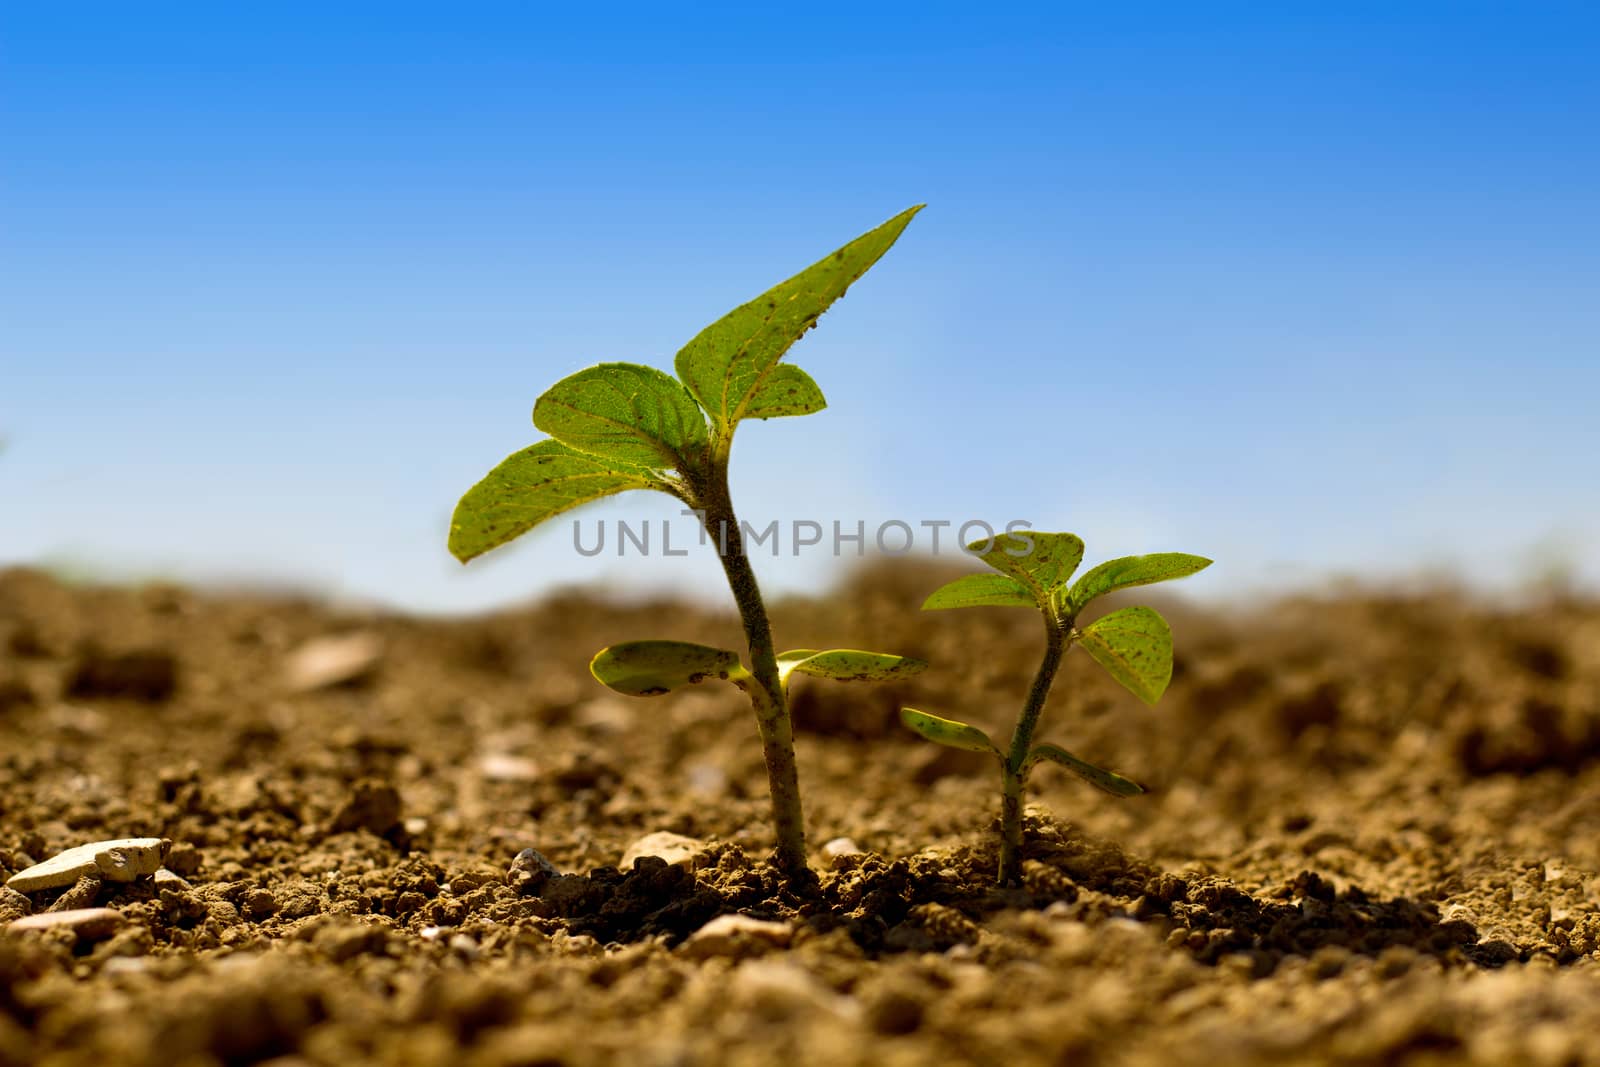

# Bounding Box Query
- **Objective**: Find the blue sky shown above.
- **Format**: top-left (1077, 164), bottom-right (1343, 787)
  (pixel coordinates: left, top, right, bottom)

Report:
top-left (2, 3), bottom-right (1596, 612)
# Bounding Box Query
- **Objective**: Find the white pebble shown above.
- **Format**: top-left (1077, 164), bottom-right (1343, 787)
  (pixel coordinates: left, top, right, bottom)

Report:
top-left (6, 838), bottom-right (169, 893)
top-left (620, 832), bottom-right (707, 870)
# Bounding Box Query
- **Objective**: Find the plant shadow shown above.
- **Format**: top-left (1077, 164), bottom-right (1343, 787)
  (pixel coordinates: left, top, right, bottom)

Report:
top-left (1014, 817), bottom-right (1521, 976)
top-left (508, 815), bottom-right (1530, 977)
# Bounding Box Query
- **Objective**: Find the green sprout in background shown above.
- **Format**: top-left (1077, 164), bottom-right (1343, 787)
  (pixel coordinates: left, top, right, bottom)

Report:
top-left (449, 207), bottom-right (927, 879)
top-left (902, 533), bottom-right (1210, 886)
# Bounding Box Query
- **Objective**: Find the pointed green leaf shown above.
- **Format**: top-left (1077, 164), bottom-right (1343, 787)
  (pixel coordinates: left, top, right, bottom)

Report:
top-left (899, 707), bottom-right (1000, 755)
top-left (533, 362), bottom-right (710, 470)
top-left (590, 640), bottom-right (744, 697)
top-left (449, 440), bottom-right (655, 563)
top-left (674, 205), bottom-right (922, 432)
top-left (778, 649), bottom-right (926, 688)
top-left (1026, 742), bottom-right (1145, 796)
top-left (743, 364), bottom-right (827, 419)
top-left (968, 532), bottom-right (1085, 610)
top-left (1067, 553), bottom-right (1212, 616)
top-left (1076, 605), bottom-right (1173, 706)
top-left (922, 573), bottom-right (1035, 611)
top-left (776, 649), bottom-right (821, 685)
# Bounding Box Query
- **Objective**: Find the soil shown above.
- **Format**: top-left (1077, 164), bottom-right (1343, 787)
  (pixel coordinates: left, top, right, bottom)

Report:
top-left (3, 562), bottom-right (1600, 1066)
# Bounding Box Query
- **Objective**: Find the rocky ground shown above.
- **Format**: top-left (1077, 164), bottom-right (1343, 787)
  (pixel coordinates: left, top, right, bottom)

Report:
top-left (3, 562), bottom-right (1600, 1066)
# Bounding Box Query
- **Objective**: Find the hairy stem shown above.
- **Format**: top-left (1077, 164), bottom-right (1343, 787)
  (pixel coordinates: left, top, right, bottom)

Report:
top-left (696, 471), bottom-right (807, 876)
top-left (998, 617), bottom-right (1066, 886)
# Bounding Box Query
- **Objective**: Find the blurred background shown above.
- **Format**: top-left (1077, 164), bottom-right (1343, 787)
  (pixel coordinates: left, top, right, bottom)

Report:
top-left (2, 2), bottom-right (1595, 613)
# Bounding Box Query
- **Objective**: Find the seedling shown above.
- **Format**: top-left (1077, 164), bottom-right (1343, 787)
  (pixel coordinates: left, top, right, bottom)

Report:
top-left (902, 533), bottom-right (1210, 885)
top-left (449, 207), bottom-right (926, 877)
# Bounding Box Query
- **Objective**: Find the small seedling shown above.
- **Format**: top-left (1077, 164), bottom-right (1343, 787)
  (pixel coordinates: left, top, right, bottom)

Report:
top-left (449, 207), bottom-right (926, 878)
top-left (901, 533), bottom-right (1210, 885)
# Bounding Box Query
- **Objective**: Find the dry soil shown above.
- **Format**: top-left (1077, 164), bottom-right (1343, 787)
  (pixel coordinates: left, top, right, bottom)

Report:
top-left (3, 563), bottom-right (1600, 1066)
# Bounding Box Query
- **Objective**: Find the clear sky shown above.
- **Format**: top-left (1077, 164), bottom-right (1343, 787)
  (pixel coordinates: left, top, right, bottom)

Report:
top-left (2, 3), bottom-right (1596, 612)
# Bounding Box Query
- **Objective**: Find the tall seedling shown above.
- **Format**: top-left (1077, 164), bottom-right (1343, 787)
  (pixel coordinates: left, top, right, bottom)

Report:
top-left (450, 208), bottom-right (926, 878)
top-left (902, 533), bottom-right (1209, 885)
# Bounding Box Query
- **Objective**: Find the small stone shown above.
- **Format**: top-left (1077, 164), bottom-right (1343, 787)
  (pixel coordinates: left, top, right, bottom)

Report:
top-left (821, 837), bottom-right (863, 860)
top-left (478, 753), bottom-right (539, 783)
top-left (5, 838), bottom-right (170, 893)
top-left (507, 848), bottom-right (559, 895)
top-left (9, 907), bottom-right (125, 941)
top-left (153, 868), bottom-right (192, 891)
top-left (97, 843), bottom-right (167, 882)
top-left (283, 632), bottom-right (384, 693)
top-left (681, 914), bottom-right (794, 960)
top-left (620, 832), bottom-right (707, 871)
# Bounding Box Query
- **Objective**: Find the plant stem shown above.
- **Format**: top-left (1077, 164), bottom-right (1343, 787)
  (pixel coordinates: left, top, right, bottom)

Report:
top-left (998, 617), bottom-right (1066, 886)
top-left (696, 472), bottom-right (808, 877)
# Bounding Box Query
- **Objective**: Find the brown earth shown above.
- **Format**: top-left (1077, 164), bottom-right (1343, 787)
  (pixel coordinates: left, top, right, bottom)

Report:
top-left (3, 562), bottom-right (1600, 1066)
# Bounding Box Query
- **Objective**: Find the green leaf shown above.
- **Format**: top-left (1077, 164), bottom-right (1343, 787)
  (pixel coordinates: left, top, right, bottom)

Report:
top-left (777, 649), bottom-right (927, 688)
top-left (921, 573), bottom-right (1034, 611)
top-left (775, 649), bottom-right (820, 683)
top-left (590, 640), bottom-right (744, 697)
top-left (674, 205), bottom-right (922, 433)
top-left (532, 362), bottom-right (710, 470)
top-left (449, 440), bottom-right (655, 563)
top-left (743, 364), bottom-right (827, 419)
top-left (968, 532), bottom-right (1086, 610)
top-left (1076, 605), bottom-right (1174, 706)
top-left (1067, 553), bottom-right (1212, 616)
top-left (899, 707), bottom-right (999, 755)
top-left (1026, 742), bottom-right (1145, 796)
